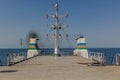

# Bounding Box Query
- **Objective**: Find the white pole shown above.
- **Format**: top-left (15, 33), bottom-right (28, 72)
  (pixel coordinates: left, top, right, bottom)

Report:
top-left (54, 2), bottom-right (60, 56)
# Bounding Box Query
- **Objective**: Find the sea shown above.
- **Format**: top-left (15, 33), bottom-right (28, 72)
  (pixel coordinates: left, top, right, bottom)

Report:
top-left (0, 48), bottom-right (120, 66)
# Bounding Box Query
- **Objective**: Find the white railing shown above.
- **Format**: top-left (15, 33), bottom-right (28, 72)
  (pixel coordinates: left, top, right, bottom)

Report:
top-left (89, 52), bottom-right (105, 64)
top-left (8, 52), bottom-right (27, 65)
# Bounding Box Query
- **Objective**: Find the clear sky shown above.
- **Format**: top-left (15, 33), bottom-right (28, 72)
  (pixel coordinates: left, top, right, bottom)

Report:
top-left (0, 0), bottom-right (120, 48)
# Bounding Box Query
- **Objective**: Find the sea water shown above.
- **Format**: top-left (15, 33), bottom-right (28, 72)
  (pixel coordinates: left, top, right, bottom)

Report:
top-left (0, 48), bottom-right (119, 66)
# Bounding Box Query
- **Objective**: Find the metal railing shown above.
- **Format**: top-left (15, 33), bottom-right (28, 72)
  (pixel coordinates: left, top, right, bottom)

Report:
top-left (89, 52), bottom-right (105, 65)
top-left (0, 52), bottom-right (27, 66)
top-left (8, 52), bottom-right (27, 65)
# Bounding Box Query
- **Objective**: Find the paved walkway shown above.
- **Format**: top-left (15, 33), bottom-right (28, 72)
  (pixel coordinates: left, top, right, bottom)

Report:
top-left (0, 56), bottom-right (120, 80)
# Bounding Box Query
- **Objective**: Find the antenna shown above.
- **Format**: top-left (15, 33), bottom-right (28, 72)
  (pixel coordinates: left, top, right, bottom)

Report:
top-left (46, 1), bottom-right (68, 56)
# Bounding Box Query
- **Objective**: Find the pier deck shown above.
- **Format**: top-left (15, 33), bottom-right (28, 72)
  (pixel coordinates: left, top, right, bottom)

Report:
top-left (0, 56), bottom-right (120, 80)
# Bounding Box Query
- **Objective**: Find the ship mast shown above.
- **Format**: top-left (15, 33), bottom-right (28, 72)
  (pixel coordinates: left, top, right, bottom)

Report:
top-left (47, 2), bottom-right (67, 56)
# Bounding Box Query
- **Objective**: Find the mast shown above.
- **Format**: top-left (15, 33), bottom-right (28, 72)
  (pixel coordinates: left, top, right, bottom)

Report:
top-left (47, 2), bottom-right (68, 56)
top-left (54, 2), bottom-right (60, 56)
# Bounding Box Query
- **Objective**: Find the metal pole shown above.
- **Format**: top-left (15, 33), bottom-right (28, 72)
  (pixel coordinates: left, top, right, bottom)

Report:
top-left (54, 2), bottom-right (60, 56)
top-left (20, 39), bottom-right (22, 48)
top-left (47, 2), bottom-right (67, 56)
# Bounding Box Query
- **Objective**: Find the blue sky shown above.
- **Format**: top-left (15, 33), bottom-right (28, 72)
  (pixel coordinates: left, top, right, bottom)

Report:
top-left (0, 0), bottom-right (120, 48)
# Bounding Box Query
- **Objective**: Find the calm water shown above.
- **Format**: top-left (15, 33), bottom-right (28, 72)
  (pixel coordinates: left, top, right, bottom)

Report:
top-left (0, 48), bottom-right (120, 66)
